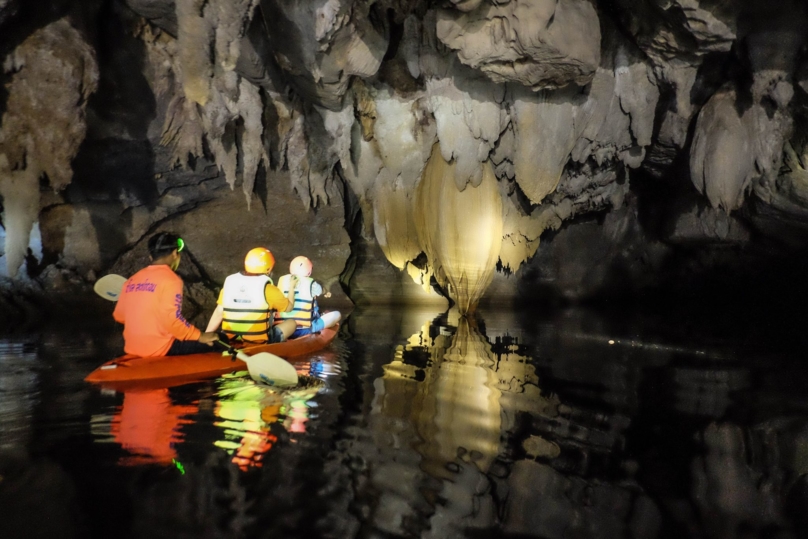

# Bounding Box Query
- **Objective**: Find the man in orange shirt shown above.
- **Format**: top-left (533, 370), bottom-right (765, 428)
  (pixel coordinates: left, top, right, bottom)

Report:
top-left (113, 232), bottom-right (219, 357)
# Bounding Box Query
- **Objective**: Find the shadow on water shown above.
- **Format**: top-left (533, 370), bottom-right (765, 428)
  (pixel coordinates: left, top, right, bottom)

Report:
top-left (2, 307), bottom-right (808, 538)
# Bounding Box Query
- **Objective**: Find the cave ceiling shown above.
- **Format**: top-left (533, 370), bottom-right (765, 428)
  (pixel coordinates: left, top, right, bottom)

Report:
top-left (0, 0), bottom-right (807, 312)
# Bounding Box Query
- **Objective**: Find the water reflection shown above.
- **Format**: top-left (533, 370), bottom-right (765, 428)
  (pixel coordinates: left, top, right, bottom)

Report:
top-left (93, 352), bottom-right (335, 471)
top-left (353, 307), bottom-right (806, 538)
top-left (4, 308), bottom-right (808, 538)
top-left (0, 342), bottom-right (39, 451)
top-left (212, 374), bottom-right (324, 470)
top-left (110, 388), bottom-right (197, 466)
top-left (368, 309), bottom-right (560, 536)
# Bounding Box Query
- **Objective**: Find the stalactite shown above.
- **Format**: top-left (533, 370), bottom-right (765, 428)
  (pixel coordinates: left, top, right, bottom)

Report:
top-left (342, 84), bottom-right (436, 261)
top-left (260, 0), bottom-right (387, 110)
top-left (420, 317), bottom-right (502, 476)
top-left (498, 192), bottom-right (571, 274)
top-left (0, 18), bottom-right (98, 277)
top-left (426, 73), bottom-right (508, 190)
top-left (175, 0), bottom-right (259, 106)
top-left (614, 47), bottom-right (659, 150)
top-left (372, 179), bottom-right (422, 271)
top-left (371, 88), bottom-right (438, 291)
top-left (284, 101), bottom-right (354, 209)
top-left (340, 121), bottom-right (383, 238)
top-left (141, 19), bottom-right (268, 207)
top-left (689, 88), bottom-right (754, 212)
top-left (175, 0), bottom-right (213, 106)
top-left (415, 144), bottom-right (502, 314)
top-left (512, 85), bottom-right (581, 205)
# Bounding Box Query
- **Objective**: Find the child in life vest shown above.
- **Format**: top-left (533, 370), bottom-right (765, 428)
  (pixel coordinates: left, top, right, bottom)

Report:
top-left (275, 256), bottom-right (341, 338)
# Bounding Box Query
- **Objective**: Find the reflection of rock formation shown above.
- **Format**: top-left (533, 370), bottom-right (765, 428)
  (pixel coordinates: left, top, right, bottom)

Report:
top-left (0, 451), bottom-right (82, 539)
top-left (503, 459), bottom-right (661, 538)
top-left (691, 423), bottom-right (787, 537)
top-left (0, 342), bottom-right (38, 451)
top-left (368, 311), bottom-right (559, 535)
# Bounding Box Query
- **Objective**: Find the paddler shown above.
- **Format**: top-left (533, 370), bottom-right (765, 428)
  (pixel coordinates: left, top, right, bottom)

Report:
top-left (275, 256), bottom-right (341, 338)
top-left (205, 247), bottom-right (299, 343)
top-left (113, 232), bottom-right (219, 357)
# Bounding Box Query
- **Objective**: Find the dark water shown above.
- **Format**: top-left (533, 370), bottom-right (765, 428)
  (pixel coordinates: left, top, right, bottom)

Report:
top-left (2, 306), bottom-right (808, 539)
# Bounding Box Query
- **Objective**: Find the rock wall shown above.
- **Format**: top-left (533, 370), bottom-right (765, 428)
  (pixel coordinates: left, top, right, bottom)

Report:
top-left (0, 0), bottom-right (807, 320)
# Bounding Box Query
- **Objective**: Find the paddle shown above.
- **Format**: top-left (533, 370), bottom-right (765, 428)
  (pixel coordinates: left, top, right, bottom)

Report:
top-left (93, 273), bottom-right (299, 387)
top-left (94, 274), bottom-right (127, 301)
top-left (218, 340), bottom-right (299, 388)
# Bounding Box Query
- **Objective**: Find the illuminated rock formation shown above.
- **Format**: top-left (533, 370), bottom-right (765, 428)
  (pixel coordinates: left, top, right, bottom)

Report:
top-left (415, 145), bottom-right (503, 313)
top-left (0, 0), bottom-right (807, 316)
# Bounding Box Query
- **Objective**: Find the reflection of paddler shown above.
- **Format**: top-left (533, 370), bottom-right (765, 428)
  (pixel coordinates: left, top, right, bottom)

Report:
top-left (214, 381), bottom-right (285, 471)
top-left (213, 377), bottom-right (324, 469)
top-left (110, 388), bottom-right (197, 465)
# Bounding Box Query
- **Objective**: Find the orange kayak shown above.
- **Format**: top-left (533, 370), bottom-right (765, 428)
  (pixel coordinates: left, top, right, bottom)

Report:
top-left (85, 325), bottom-right (338, 388)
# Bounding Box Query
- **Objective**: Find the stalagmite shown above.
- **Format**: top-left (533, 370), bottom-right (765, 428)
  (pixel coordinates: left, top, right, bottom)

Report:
top-left (415, 144), bottom-right (502, 313)
top-left (0, 164), bottom-right (40, 279)
top-left (0, 18), bottom-right (98, 277)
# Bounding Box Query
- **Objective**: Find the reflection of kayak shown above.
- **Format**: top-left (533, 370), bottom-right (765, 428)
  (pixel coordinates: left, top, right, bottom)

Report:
top-left (85, 325), bottom-right (338, 387)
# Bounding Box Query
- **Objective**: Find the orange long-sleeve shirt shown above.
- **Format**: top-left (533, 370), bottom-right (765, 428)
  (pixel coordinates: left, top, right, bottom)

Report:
top-left (112, 265), bottom-right (202, 357)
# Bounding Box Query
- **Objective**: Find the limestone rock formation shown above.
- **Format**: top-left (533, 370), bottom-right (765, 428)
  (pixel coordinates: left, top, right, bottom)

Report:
top-left (436, 0), bottom-right (601, 90)
top-left (416, 144), bottom-right (503, 314)
top-left (689, 88), bottom-right (755, 212)
top-left (0, 18), bottom-right (98, 277)
top-left (0, 0), bottom-right (807, 318)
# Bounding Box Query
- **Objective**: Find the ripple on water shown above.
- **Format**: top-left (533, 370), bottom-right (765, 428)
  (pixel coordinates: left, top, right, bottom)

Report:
top-left (0, 341), bottom-right (40, 451)
top-left (3, 309), bottom-right (808, 538)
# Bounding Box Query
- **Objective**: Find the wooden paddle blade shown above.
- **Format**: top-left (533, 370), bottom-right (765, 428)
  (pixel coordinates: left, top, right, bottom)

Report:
top-left (244, 352), bottom-right (298, 387)
top-left (94, 274), bottom-right (127, 301)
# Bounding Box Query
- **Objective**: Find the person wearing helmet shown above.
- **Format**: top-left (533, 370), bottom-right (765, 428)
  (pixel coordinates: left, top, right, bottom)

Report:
top-left (113, 232), bottom-right (220, 357)
top-left (205, 247), bottom-right (298, 343)
top-left (275, 255), bottom-right (341, 338)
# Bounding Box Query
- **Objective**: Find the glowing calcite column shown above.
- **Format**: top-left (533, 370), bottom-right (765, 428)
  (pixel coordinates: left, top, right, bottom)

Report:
top-left (415, 144), bottom-right (503, 313)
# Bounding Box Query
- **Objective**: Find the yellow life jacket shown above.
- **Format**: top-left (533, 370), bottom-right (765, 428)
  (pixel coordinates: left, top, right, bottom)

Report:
top-left (275, 275), bottom-right (315, 327)
top-left (221, 273), bottom-right (274, 342)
